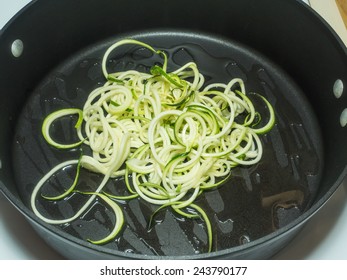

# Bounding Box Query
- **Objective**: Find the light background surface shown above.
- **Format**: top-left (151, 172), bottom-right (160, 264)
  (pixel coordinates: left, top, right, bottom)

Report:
top-left (0, 0), bottom-right (346, 260)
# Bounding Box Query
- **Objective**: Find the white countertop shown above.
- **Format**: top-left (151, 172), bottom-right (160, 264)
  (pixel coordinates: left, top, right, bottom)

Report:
top-left (1, 0), bottom-right (347, 260)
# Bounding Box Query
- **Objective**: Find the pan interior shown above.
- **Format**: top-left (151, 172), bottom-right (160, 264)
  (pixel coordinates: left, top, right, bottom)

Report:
top-left (12, 31), bottom-right (323, 257)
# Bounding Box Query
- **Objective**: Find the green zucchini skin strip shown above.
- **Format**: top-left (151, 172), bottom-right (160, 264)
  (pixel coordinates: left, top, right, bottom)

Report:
top-left (102, 39), bottom-right (167, 78)
top-left (189, 203), bottom-right (213, 253)
top-left (42, 108), bottom-right (84, 149)
top-left (150, 65), bottom-right (185, 88)
top-left (75, 191), bottom-right (124, 245)
top-left (252, 94), bottom-right (276, 134)
top-left (103, 191), bottom-right (139, 200)
top-left (41, 155), bottom-right (83, 201)
top-left (32, 38), bottom-right (276, 253)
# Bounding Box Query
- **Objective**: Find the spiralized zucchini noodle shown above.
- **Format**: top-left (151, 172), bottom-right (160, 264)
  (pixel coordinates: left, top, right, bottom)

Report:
top-left (31, 39), bottom-right (275, 252)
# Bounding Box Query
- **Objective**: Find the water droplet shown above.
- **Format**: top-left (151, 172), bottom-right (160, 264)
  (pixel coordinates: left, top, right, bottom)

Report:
top-left (192, 236), bottom-right (201, 245)
top-left (239, 235), bottom-right (251, 244)
top-left (125, 248), bottom-right (135, 254)
top-left (16, 135), bottom-right (26, 145)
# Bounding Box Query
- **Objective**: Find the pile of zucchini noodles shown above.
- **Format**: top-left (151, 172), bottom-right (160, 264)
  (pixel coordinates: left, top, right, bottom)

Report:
top-left (31, 39), bottom-right (275, 252)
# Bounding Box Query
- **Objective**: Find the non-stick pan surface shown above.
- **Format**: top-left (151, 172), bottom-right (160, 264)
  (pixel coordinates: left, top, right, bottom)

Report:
top-left (1, 0), bottom-right (346, 260)
top-left (12, 31), bottom-right (323, 257)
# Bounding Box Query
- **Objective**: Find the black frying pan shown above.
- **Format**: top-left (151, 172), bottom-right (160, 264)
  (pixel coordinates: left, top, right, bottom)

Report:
top-left (0, 0), bottom-right (346, 259)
